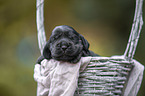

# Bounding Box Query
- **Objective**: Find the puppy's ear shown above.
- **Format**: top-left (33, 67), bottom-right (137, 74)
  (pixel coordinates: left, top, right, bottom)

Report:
top-left (43, 41), bottom-right (52, 60)
top-left (80, 34), bottom-right (90, 51)
top-left (80, 34), bottom-right (90, 56)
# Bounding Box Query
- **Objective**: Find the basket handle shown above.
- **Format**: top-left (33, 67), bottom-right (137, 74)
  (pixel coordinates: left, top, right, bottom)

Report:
top-left (36, 0), bottom-right (46, 55)
top-left (124, 0), bottom-right (144, 60)
top-left (36, 0), bottom-right (144, 59)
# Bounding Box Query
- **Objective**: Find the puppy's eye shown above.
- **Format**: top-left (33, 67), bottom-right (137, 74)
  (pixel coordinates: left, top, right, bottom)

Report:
top-left (52, 35), bottom-right (59, 41)
top-left (55, 35), bottom-right (59, 39)
top-left (51, 37), bottom-right (55, 42)
top-left (69, 36), bottom-right (74, 40)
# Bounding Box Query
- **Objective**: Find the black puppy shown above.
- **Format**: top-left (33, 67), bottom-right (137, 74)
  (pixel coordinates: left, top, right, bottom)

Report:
top-left (37, 25), bottom-right (98, 64)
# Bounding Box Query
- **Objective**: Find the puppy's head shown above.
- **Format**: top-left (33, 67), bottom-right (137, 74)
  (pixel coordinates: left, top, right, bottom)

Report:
top-left (43, 25), bottom-right (90, 63)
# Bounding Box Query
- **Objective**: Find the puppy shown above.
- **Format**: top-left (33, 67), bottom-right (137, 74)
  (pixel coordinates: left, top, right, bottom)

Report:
top-left (37, 25), bottom-right (98, 64)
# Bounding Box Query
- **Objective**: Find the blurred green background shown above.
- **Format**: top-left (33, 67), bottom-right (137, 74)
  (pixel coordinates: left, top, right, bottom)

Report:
top-left (0, 0), bottom-right (145, 96)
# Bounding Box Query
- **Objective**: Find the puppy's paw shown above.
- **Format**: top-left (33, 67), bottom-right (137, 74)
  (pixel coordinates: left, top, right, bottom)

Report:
top-left (36, 56), bottom-right (45, 64)
top-left (69, 59), bottom-right (80, 64)
top-left (69, 53), bottom-right (82, 64)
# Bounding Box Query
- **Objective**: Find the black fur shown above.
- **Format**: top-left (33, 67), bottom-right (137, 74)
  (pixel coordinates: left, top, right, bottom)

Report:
top-left (37, 25), bottom-right (98, 64)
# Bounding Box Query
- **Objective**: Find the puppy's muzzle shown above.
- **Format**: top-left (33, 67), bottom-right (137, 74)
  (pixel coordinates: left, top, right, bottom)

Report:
top-left (57, 41), bottom-right (70, 52)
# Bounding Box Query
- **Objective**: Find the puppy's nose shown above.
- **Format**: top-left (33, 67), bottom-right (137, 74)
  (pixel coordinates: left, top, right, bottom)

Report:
top-left (61, 41), bottom-right (68, 51)
top-left (61, 45), bottom-right (68, 51)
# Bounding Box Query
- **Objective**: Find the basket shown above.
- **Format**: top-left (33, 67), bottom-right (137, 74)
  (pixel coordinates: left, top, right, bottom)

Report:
top-left (74, 56), bottom-right (133, 96)
top-left (36, 0), bottom-right (144, 95)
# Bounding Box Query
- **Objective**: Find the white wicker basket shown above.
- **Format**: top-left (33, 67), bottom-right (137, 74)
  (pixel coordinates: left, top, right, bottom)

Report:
top-left (74, 56), bottom-right (133, 96)
top-left (36, 0), bottom-right (144, 95)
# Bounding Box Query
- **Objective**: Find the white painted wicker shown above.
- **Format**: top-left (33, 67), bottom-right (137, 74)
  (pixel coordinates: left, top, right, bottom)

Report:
top-left (74, 56), bottom-right (133, 96)
top-left (36, 0), bottom-right (144, 95)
